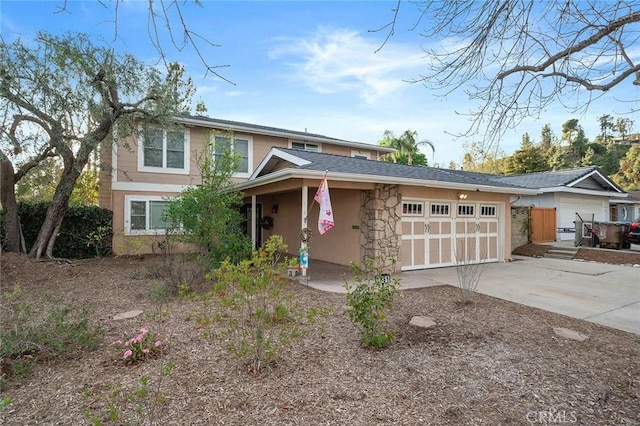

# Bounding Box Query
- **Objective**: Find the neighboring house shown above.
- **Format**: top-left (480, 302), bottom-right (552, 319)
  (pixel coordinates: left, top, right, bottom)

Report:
top-left (99, 115), bottom-right (538, 271)
top-left (495, 166), bottom-right (627, 242)
top-left (611, 190), bottom-right (640, 222)
top-left (612, 133), bottom-right (640, 145)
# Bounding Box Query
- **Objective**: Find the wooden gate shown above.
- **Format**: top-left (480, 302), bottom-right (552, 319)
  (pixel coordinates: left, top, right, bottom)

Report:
top-left (530, 207), bottom-right (556, 243)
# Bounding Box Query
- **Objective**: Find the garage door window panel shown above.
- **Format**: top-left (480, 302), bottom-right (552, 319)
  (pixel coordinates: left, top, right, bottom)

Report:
top-left (480, 205), bottom-right (497, 217)
top-left (457, 204), bottom-right (475, 217)
top-left (403, 202), bottom-right (424, 215)
top-left (430, 203), bottom-right (450, 217)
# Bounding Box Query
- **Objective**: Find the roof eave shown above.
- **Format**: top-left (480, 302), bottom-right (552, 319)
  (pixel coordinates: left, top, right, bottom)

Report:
top-left (234, 168), bottom-right (540, 195)
top-left (539, 186), bottom-right (628, 197)
top-left (173, 116), bottom-right (395, 153)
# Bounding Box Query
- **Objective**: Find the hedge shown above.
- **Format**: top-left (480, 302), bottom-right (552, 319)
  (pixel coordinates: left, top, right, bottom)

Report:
top-left (1, 202), bottom-right (112, 259)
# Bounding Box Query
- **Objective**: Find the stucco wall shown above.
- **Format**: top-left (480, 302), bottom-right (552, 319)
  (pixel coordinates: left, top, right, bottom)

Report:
top-left (260, 187), bottom-right (362, 267)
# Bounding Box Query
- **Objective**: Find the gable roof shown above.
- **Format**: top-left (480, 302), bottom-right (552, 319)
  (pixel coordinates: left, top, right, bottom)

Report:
top-left (493, 166), bottom-right (626, 197)
top-left (236, 148), bottom-right (538, 195)
top-left (444, 166), bottom-right (627, 198)
top-left (173, 114), bottom-right (395, 154)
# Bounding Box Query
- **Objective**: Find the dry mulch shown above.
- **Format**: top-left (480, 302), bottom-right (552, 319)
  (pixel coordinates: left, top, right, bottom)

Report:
top-left (0, 253), bottom-right (639, 425)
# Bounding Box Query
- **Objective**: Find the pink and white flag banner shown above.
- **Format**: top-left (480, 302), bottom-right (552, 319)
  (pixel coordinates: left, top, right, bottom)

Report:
top-left (314, 174), bottom-right (334, 235)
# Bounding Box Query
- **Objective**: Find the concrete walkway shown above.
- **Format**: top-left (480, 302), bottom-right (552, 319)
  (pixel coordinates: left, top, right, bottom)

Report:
top-left (300, 257), bottom-right (640, 335)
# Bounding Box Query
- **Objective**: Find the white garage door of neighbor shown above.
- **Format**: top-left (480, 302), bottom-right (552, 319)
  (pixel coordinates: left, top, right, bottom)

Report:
top-left (558, 197), bottom-right (607, 241)
top-left (400, 200), bottom-right (501, 271)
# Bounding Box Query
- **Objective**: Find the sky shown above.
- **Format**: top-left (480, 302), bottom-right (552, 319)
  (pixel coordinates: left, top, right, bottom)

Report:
top-left (1, 0), bottom-right (636, 166)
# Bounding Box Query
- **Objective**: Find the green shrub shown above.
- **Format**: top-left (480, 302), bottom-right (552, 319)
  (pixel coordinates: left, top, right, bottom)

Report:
top-left (209, 235), bottom-right (324, 373)
top-left (0, 287), bottom-right (103, 389)
top-left (1, 202), bottom-right (112, 258)
top-left (344, 258), bottom-right (400, 349)
top-left (82, 362), bottom-right (174, 426)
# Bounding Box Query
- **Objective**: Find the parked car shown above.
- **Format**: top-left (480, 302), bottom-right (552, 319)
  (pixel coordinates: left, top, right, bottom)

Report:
top-left (625, 218), bottom-right (640, 245)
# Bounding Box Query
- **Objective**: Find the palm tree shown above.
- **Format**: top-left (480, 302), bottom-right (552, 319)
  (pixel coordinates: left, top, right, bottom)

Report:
top-left (379, 130), bottom-right (435, 166)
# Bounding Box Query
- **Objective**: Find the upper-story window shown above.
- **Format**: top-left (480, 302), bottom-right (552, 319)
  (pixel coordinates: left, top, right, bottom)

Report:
top-left (138, 126), bottom-right (190, 174)
top-left (291, 141), bottom-right (320, 152)
top-left (214, 135), bottom-right (252, 177)
top-left (351, 150), bottom-right (371, 160)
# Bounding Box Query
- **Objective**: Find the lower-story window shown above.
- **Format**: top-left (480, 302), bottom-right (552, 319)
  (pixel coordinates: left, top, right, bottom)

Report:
top-left (125, 196), bottom-right (172, 235)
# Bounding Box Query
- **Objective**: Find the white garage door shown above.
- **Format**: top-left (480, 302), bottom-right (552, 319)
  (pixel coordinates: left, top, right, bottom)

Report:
top-left (558, 196), bottom-right (607, 241)
top-left (401, 200), bottom-right (501, 271)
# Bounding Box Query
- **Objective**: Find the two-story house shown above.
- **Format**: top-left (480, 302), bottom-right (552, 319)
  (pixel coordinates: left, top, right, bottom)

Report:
top-left (99, 114), bottom-right (537, 272)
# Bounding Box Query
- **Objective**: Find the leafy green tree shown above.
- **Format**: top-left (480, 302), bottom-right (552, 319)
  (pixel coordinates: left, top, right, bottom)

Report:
top-left (378, 130), bottom-right (435, 166)
top-left (559, 119), bottom-right (589, 167)
top-left (0, 32), bottom-right (193, 258)
top-left (166, 132), bottom-right (251, 269)
top-left (613, 144), bottom-right (640, 191)
top-left (505, 133), bottom-right (549, 175)
top-left (598, 114), bottom-right (615, 144)
top-left (613, 117), bottom-right (635, 139)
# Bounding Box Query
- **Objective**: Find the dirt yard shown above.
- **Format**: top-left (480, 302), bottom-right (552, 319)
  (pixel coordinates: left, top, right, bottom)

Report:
top-left (0, 252), bottom-right (639, 425)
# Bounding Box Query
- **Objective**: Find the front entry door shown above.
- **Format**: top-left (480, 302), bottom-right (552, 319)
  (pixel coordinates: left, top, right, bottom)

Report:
top-left (241, 203), bottom-right (262, 248)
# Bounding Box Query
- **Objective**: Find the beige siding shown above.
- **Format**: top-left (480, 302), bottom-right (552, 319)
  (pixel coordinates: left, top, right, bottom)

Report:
top-left (98, 139), bottom-right (113, 210)
top-left (255, 188), bottom-right (362, 267)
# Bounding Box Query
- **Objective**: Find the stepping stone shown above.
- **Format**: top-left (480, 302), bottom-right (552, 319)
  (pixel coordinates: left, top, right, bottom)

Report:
top-left (113, 309), bottom-right (144, 320)
top-left (409, 316), bottom-right (436, 329)
top-left (553, 327), bottom-right (588, 341)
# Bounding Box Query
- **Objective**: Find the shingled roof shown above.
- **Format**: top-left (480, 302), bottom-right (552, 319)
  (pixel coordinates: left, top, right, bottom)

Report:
top-left (174, 114), bottom-right (394, 153)
top-left (493, 166), bottom-right (607, 189)
top-left (241, 148), bottom-right (536, 194)
top-left (443, 165), bottom-right (625, 194)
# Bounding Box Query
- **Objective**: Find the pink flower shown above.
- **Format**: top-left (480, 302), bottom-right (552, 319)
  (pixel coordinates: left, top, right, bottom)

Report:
top-left (139, 327), bottom-right (148, 334)
top-left (142, 349), bottom-right (150, 354)
top-left (154, 341), bottom-right (161, 347)
top-left (123, 350), bottom-right (133, 359)
top-left (135, 334), bottom-right (144, 343)
top-left (112, 340), bottom-right (122, 345)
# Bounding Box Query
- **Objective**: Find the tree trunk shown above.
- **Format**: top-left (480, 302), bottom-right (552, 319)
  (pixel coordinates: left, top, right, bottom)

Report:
top-left (0, 157), bottom-right (25, 253)
top-left (28, 165), bottom-right (80, 259)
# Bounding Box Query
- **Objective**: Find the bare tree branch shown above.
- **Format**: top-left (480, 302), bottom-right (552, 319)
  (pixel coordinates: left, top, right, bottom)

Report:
top-left (380, 0), bottom-right (640, 148)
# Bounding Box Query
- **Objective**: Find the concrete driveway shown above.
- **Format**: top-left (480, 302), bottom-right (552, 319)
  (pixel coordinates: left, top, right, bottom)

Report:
top-left (402, 257), bottom-right (640, 335)
top-left (304, 257), bottom-right (640, 335)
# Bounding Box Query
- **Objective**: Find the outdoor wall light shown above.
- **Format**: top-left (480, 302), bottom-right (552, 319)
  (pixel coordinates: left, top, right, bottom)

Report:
top-left (272, 204), bottom-right (279, 214)
top-left (458, 192), bottom-right (468, 200)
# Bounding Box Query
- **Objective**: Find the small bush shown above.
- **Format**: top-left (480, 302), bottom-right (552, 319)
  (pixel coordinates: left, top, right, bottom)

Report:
top-left (344, 258), bottom-right (400, 349)
top-left (111, 328), bottom-right (163, 364)
top-left (0, 288), bottom-right (103, 389)
top-left (82, 361), bottom-right (174, 425)
top-left (209, 235), bottom-right (324, 373)
top-left (454, 245), bottom-right (487, 303)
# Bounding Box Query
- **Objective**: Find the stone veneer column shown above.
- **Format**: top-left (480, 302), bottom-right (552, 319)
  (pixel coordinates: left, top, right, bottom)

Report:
top-left (360, 184), bottom-right (402, 273)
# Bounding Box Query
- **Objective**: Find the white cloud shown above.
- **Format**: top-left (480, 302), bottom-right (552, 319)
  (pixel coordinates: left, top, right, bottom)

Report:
top-left (268, 26), bottom-right (426, 104)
